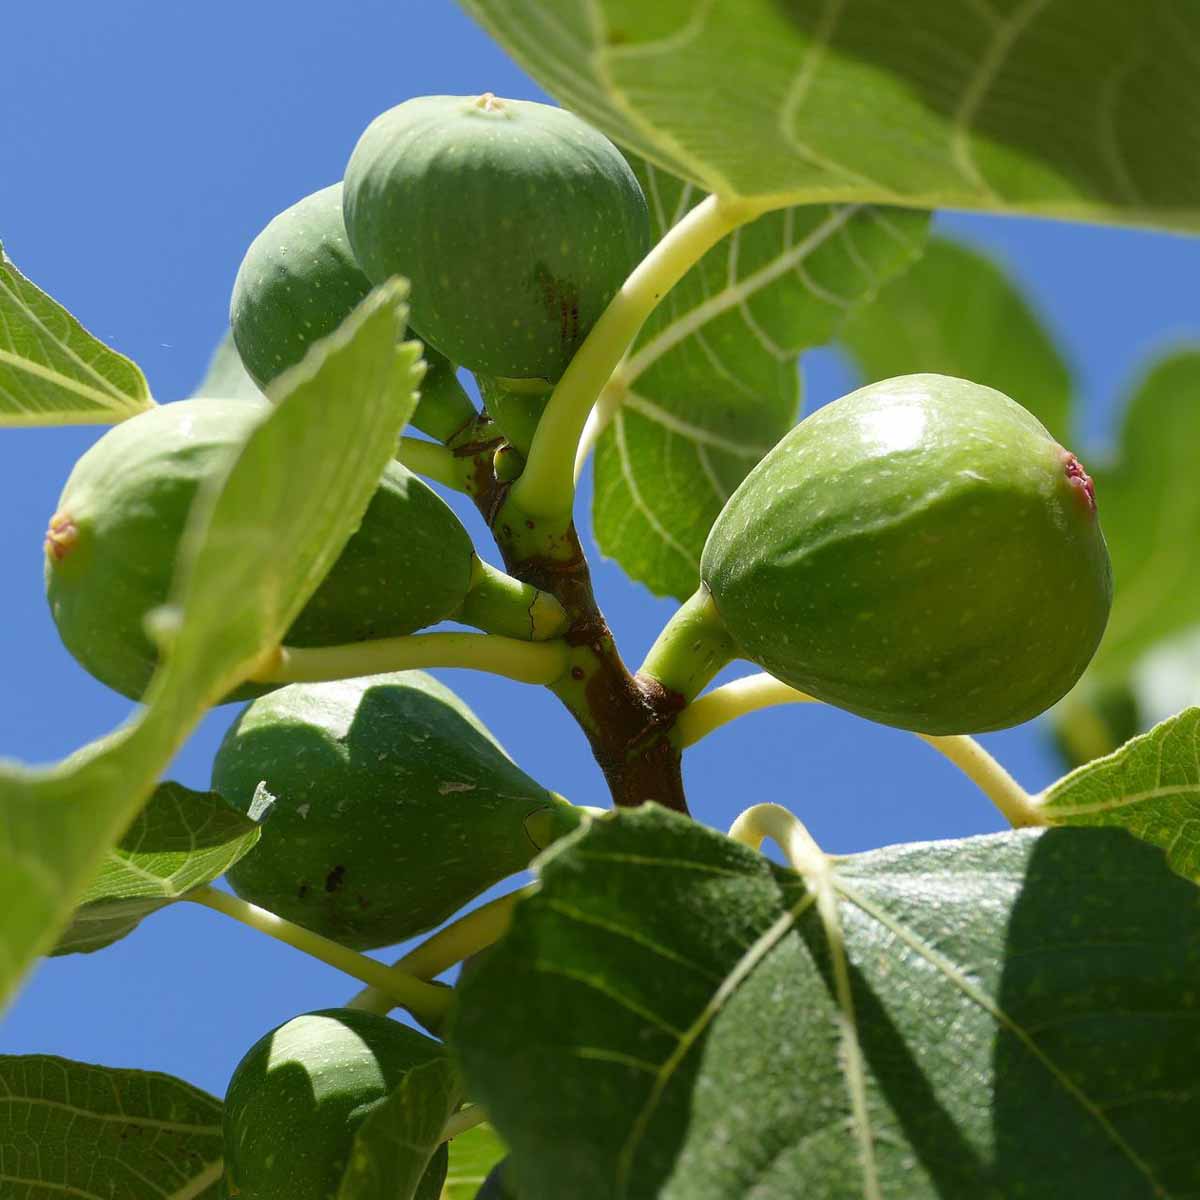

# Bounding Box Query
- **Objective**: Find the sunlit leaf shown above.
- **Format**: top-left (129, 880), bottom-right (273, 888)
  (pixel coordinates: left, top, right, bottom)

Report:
top-left (454, 806), bottom-right (1200, 1198)
top-left (0, 243), bottom-right (153, 425)
top-left (0, 1054), bottom-right (223, 1198)
top-left (461, 0), bottom-right (1200, 232)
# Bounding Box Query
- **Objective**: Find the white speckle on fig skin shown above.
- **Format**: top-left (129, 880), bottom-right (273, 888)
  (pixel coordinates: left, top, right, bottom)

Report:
top-left (1061, 450), bottom-right (1097, 512)
top-left (44, 512), bottom-right (79, 562)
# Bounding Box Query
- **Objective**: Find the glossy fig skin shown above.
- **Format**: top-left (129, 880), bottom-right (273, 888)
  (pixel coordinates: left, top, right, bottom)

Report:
top-left (344, 94), bottom-right (650, 381)
top-left (223, 1008), bottom-right (447, 1200)
top-left (44, 398), bottom-right (475, 701)
top-left (701, 374), bottom-right (1113, 734)
top-left (213, 671), bottom-right (579, 950)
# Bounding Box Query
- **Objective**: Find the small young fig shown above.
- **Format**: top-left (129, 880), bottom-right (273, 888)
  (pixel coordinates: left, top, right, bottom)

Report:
top-left (212, 671), bottom-right (579, 949)
top-left (229, 182), bottom-right (473, 441)
top-left (230, 183), bottom-right (374, 389)
top-left (700, 374), bottom-right (1113, 734)
top-left (343, 93), bottom-right (650, 381)
top-left (44, 398), bottom-right (474, 701)
top-left (223, 1008), bottom-right (447, 1200)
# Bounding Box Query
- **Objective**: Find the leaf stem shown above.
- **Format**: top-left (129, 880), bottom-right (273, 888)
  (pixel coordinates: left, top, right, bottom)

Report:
top-left (440, 1104), bottom-right (488, 1144)
top-left (509, 193), bottom-right (769, 520)
top-left (675, 673), bottom-right (816, 747)
top-left (915, 733), bottom-right (1045, 828)
top-left (728, 802), bottom-right (827, 878)
top-left (186, 886), bottom-right (453, 1030)
top-left (680, 673), bottom-right (1045, 828)
top-left (346, 885), bottom-right (535, 1016)
top-left (253, 632), bottom-right (570, 687)
top-left (396, 436), bottom-right (469, 491)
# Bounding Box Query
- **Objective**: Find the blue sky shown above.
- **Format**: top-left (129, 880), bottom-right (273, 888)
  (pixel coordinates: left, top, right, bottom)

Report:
top-left (2, 1), bottom-right (1199, 1098)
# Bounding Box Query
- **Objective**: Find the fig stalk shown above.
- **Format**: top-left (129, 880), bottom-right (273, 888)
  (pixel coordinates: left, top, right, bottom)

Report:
top-left (455, 557), bottom-right (569, 642)
top-left (639, 586), bottom-right (738, 703)
top-left (395, 436), bottom-right (470, 491)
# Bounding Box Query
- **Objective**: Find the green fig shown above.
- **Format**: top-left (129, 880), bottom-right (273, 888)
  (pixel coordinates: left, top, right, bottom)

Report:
top-left (701, 374), bottom-right (1113, 734)
top-left (229, 182), bottom-right (474, 441)
top-left (44, 398), bottom-right (475, 701)
top-left (343, 93), bottom-right (650, 381)
top-left (212, 671), bottom-right (579, 949)
top-left (222, 1008), bottom-right (447, 1200)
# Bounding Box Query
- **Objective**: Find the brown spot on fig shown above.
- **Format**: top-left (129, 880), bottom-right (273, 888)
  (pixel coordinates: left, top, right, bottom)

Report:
top-left (45, 512), bottom-right (79, 562)
top-left (324, 865), bottom-right (346, 893)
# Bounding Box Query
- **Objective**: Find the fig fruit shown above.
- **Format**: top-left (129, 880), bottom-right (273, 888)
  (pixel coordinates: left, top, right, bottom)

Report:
top-left (701, 374), bottom-right (1113, 734)
top-left (223, 1007), bottom-right (447, 1200)
top-left (45, 398), bottom-right (474, 700)
top-left (230, 183), bottom-right (373, 389)
top-left (229, 182), bottom-right (473, 441)
top-left (212, 670), bottom-right (578, 949)
top-left (343, 93), bottom-right (650, 381)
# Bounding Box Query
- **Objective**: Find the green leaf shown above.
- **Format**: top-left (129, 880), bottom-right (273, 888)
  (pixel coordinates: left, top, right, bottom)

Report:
top-left (460, 1), bottom-right (1200, 232)
top-left (1084, 351), bottom-right (1200, 687)
top-left (191, 330), bottom-right (264, 401)
top-left (338, 1057), bottom-right (461, 1200)
top-left (443, 1123), bottom-right (508, 1198)
top-left (0, 280), bottom-right (422, 1011)
top-left (52, 781), bottom-right (260, 956)
top-left (0, 243), bottom-right (154, 425)
top-left (453, 806), bottom-right (1200, 1199)
top-left (840, 234), bottom-right (1072, 441)
top-left (0, 1054), bottom-right (223, 1197)
top-left (1040, 706), bottom-right (1200, 884)
top-left (591, 157), bottom-right (927, 599)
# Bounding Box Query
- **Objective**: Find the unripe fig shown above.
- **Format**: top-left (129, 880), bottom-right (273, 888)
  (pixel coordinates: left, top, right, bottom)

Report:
top-left (223, 1007), bottom-right (447, 1200)
top-left (343, 93), bottom-right (650, 380)
top-left (229, 182), bottom-right (473, 440)
top-left (44, 398), bottom-right (474, 701)
top-left (701, 374), bottom-right (1113, 734)
top-left (212, 671), bottom-right (579, 949)
top-left (230, 183), bottom-right (373, 389)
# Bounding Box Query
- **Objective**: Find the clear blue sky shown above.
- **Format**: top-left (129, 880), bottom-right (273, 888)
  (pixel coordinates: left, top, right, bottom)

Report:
top-left (2, 2), bottom-right (1199, 1099)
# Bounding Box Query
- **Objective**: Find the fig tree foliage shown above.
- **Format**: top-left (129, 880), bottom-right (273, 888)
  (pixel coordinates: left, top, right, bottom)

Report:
top-left (4, 7), bottom-right (1200, 1200)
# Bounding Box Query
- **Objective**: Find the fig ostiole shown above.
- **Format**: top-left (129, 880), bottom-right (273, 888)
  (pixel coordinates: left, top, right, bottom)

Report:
top-left (222, 1007), bottom-right (447, 1200)
top-left (343, 93), bottom-right (650, 381)
top-left (212, 670), bottom-right (580, 950)
top-left (691, 373), bottom-right (1112, 735)
top-left (44, 398), bottom-right (476, 701)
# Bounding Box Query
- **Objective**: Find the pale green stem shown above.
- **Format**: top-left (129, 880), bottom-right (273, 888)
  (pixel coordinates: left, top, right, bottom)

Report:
top-left (916, 733), bottom-right (1045, 828)
top-left (510, 193), bottom-right (770, 519)
top-left (347, 886), bottom-right (535, 1016)
top-left (396, 436), bottom-right (468, 491)
top-left (455, 557), bottom-right (568, 642)
top-left (639, 587), bottom-right (738, 703)
top-left (675, 674), bottom-right (815, 748)
top-left (728, 802), bottom-right (877, 1192)
top-left (253, 632), bottom-right (570, 687)
top-left (728, 802), bottom-right (828, 879)
top-left (187, 886), bottom-right (453, 1030)
top-left (440, 1104), bottom-right (488, 1144)
top-left (682, 673), bottom-right (1044, 829)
